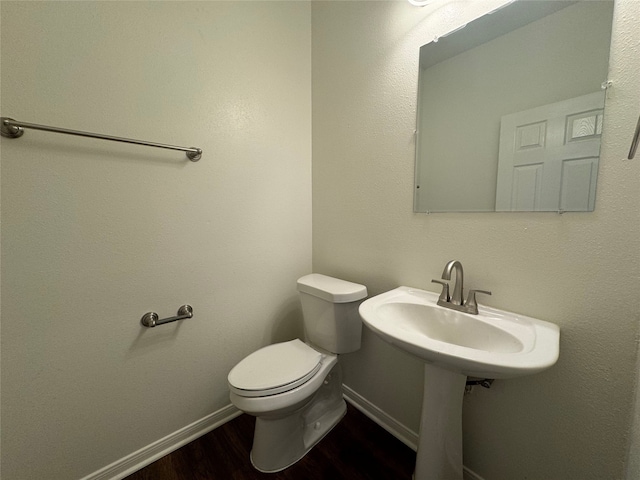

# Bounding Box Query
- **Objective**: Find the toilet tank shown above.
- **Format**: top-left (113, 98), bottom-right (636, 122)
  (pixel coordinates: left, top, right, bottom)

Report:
top-left (297, 274), bottom-right (368, 354)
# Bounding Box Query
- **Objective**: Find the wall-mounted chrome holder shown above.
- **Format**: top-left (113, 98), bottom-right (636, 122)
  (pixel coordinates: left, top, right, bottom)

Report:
top-left (1, 117), bottom-right (202, 161)
top-left (141, 304), bottom-right (193, 328)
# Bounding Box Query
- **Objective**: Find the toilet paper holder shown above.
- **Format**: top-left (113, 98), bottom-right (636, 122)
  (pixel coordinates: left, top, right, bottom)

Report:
top-left (141, 304), bottom-right (193, 328)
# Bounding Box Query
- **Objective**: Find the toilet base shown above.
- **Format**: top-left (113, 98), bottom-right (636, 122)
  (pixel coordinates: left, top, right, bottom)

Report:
top-left (249, 364), bottom-right (346, 473)
top-left (250, 399), bottom-right (346, 473)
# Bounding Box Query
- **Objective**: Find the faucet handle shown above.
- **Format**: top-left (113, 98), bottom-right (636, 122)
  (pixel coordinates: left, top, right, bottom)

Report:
top-left (464, 289), bottom-right (492, 314)
top-left (431, 279), bottom-right (450, 304)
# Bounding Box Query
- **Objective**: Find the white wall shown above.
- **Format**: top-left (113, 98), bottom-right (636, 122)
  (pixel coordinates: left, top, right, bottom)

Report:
top-left (0, 2), bottom-right (311, 479)
top-left (627, 341), bottom-right (640, 480)
top-left (3, 1), bottom-right (639, 479)
top-left (312, 1), bottom-right (640, 479)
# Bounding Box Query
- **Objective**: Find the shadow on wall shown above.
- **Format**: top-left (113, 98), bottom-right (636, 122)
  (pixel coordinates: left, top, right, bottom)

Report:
top-left (8, 133), bottom-right (194, 168)
top-left (127, 319), bottom-right (185, 359)
top-left (266, 298), bottom-right (305, 345)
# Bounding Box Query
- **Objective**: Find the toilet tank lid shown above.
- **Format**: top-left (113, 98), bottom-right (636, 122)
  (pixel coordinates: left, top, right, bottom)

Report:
top-left (297, 274), bottom-right (367, 303)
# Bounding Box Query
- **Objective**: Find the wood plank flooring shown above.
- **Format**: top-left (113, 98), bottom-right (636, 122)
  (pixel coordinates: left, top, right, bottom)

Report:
top-left (125, 403), bottom-right (416, 480)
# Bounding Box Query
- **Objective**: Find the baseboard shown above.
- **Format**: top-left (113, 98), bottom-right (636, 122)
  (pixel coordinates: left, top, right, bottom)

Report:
top-left (342, 384), bottom-right (419, 451)
top-left (342, 384), bottom-right (485, 480)
top-left (81, 389), bottom-right (485, 480)
top-left (463, 467), bottom-right (487, 480)
top-left (79, 404), bottom-right (242, 480)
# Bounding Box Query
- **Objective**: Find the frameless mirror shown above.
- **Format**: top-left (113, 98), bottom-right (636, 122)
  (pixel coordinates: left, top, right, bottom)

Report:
top-left (414, 0), bottom-right (614, 213)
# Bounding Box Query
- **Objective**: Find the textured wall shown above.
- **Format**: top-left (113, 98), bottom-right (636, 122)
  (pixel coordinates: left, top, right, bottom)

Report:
top-left (312, 1), bottom-right (640, 479)
top-left (0, 2), bottom-right (311, 479)
top-left (627, 348), bottom-right (640, 479)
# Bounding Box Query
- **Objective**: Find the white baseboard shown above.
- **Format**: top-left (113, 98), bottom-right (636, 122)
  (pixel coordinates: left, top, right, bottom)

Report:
top-left (342, 384), bottom-right (419, 451)
top-left (463, 467), bottom-right (487, 480)
top-left (81, 388), bottom-right (485, 480)
top-left (342, 384), bottom-right (485, 480)
top-left (79, 404), bottom-right (241, 480)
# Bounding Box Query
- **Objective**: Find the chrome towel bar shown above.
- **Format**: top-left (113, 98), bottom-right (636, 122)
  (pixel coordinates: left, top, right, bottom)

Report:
top-left (141, 305), bottom-right (193, 328)
top-left (0, 116), bottom-right (202, 161)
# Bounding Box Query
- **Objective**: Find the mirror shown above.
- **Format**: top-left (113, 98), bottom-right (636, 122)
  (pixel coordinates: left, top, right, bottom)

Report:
top-left (414, 0), bottom-right (614, 213)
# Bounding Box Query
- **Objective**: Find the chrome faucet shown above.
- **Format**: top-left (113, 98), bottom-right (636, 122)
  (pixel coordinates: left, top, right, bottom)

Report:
top-left (442, 260), bottom-right (464, 305)
top-left (431, 260), bottom-right (491, 315)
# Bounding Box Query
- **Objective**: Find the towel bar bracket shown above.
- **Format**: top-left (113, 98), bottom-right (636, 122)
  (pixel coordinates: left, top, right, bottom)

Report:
top-left (1, 117), bottom-right (24, 138)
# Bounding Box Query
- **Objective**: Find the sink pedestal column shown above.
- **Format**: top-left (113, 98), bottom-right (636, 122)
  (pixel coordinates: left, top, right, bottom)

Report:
top-left (414, 363), bottom-right (467, 480)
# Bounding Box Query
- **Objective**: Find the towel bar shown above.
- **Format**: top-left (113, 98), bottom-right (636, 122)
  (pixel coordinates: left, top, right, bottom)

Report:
top-left (141, 305), bottom-right (193, 328)
top-left (1, 116), bottom-right (202, 161)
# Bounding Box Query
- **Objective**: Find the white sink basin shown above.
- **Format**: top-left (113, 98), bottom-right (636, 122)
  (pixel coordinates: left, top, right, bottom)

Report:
top-left (359, 286), bottom-right (559, 379)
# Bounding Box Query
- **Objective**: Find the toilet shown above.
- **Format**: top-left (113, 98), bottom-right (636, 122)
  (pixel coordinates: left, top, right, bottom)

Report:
top-left (227, 273), bottom-right (367, 473)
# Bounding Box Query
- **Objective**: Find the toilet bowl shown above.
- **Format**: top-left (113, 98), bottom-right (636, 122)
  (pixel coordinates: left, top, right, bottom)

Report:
top-left (227, 274), bottom-right (367, 473)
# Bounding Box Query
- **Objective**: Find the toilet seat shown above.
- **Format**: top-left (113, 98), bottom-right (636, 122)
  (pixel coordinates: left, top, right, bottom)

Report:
top-left (228, 339), bottom-right (323, 397)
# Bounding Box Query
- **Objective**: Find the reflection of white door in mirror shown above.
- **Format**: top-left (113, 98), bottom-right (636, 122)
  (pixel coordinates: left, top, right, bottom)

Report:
top-left (495, 91), bottom-right (605, 212)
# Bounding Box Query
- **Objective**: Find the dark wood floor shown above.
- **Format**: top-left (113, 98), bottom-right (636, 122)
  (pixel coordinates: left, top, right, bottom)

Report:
top-left (125, 403), bottom-right (416, 479)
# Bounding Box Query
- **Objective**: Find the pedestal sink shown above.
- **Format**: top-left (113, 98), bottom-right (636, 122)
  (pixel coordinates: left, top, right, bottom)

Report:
top-left (359, 287), bottom-right (559, 480)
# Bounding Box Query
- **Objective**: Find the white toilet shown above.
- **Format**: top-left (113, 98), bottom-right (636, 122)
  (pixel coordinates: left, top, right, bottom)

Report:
top-left (227, 273), bottom-right (367, 473)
